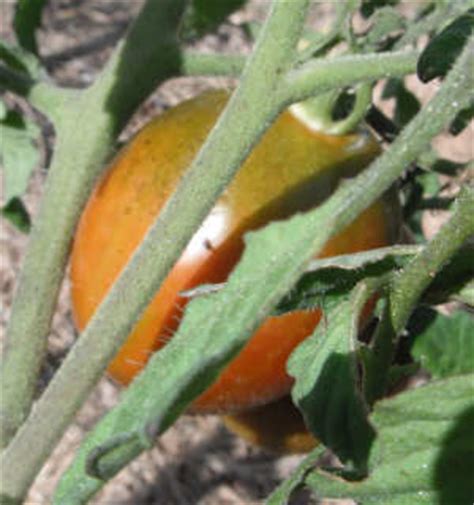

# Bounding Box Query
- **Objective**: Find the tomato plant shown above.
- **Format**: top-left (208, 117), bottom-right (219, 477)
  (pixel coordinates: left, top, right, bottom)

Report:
top-left (1, 1), bottom-right (472, 504)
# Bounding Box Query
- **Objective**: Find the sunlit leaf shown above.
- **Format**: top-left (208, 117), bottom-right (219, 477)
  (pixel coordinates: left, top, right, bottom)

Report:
top-left (302, 375), bottom-right (474, 505)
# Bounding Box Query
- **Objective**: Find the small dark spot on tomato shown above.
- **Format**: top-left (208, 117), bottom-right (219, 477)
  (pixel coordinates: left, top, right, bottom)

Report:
top-left (204, 239), bottom-right (214, 251)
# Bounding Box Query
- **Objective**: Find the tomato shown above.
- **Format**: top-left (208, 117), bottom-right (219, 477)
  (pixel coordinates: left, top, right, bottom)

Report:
top-left (223, 395), bottom-right (318, 454)
top-left (70, 89), bottom-right (397, 413)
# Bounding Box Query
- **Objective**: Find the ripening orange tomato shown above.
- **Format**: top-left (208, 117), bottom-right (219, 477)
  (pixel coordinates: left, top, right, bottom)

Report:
top-left (70, 90), bottom-right (398, 414)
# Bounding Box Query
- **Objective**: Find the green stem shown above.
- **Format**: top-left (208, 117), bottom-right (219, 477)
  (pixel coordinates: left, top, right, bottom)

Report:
top-left (0, 1), bottom-right (310, 501)
top-left (290, 82), bottom-right (373, 135)
top-left (366, 186), bottom-right (474, 404)
top-left (180, 51), bottom-right (245, 77)
top-left (312, 38), bottom-right (472, 238)
top-left (0, 0), bottom-right (188, 449)
top-left (391, 187), bottom-right (474, 329)
top-left (296, 0), bottom-right (358, 63)
top-left (282, 49), bottom-right (419, 104)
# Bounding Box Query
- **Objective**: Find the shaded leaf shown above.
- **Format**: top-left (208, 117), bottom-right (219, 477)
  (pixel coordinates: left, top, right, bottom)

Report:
top-left (276, 260), bottom-right (388, 314)
top-left (385, 362), bottom-right (420, 391)
top-left (418, 9), bottom-right (474, 83)
top-left (430, 158), bottom-right (465, 176)
top-left (416, 150), bottom-right (468, 176)
top-left (449, 101), bottom-right (474, 135)
top-left (180, 0), bottom-right (247, 40)
top-left (14, 0), bottom-right (48, 55)
top-left (0, 108), bottom-right (40, 203)
top-left (411, 309), bottom-right (474, 378)
top-left (303, 375), bottom-right (474, 505)
top-left (0, 39), bottom-right (40, 77)
top-left (1, 197), bottom-right (31, 233)
top-left (183, 245), bottom-right (421, 308)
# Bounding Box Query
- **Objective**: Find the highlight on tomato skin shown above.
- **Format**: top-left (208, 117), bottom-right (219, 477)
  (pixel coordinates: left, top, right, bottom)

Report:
top-left (70, 89), bottom-right (399, 415)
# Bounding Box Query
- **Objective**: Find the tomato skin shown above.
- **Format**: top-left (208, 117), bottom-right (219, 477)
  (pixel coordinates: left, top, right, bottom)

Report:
top-left (70, 90), bottom-right (397, 413)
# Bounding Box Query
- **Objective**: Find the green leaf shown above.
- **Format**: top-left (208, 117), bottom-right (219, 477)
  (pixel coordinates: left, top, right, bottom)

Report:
top-left (1, 197), bottom-right (31, 233)
top-left (417, 9), bottom-right (474, 83)
top-left (179, 0), bottom-right (247, 40)
top-left (0, 39), bottom-right (40, 77)
top-left (417, 149), bottom-right (466, 177)
top-left (449, 101), bottom-right (474, 135)
top-left (0, 109), bottom-right (40, 203)
top-left (275, 246), bottom-right (415, 315)
top-left (183, 245), bottom-right (420, 309)
top-left (14, 0), bottom-right (48, 55)
top-left (417, 170), bottom-right (440, 196)
top-left (288, 282), bottom-right (379, 469)
top-left (303, 375), bottom-right (474, 504)
top-left (411, 310), bottom-right (474, 378)
top-left (430, 158), bottom-right (465, 176)
top-left (382, 78), bottom-right (421, 128)
top-left (385, 363), bottom-right (420, 391)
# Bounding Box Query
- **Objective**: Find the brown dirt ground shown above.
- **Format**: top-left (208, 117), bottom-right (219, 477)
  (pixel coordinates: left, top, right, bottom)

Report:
top-left (1, 1), bottom-right (472, 504)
